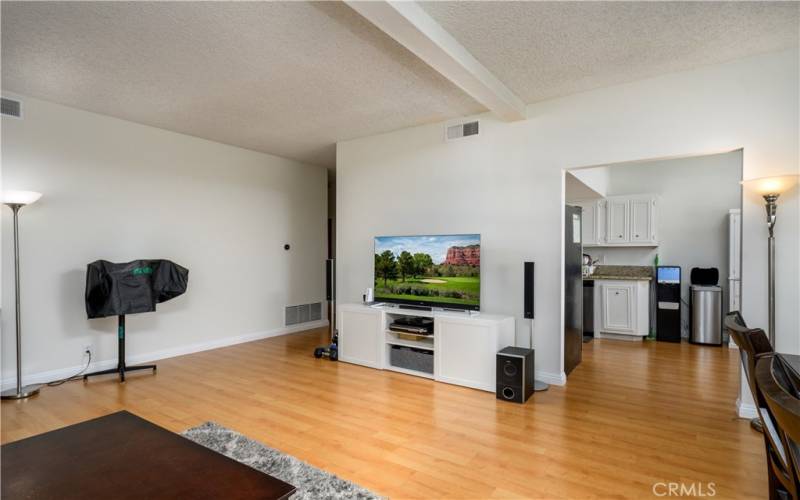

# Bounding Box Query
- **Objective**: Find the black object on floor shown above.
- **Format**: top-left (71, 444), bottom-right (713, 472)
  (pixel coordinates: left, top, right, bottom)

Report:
top-left (83, 259), bottom-right (189, 382)
top-left (497, 346), bottom-right (535, 404)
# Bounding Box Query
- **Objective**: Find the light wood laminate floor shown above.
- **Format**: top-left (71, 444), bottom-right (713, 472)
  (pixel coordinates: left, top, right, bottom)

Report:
top-left (1, 328), bottom-right (765, 498)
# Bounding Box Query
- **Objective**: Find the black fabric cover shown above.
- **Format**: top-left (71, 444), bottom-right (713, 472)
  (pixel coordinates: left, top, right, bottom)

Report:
top-left (85, 260), bottom-right (189, 319)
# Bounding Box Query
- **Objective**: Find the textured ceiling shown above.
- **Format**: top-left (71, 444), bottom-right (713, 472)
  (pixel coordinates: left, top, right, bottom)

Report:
top-left (1, 1), bottom-right (484, 167)
top-left (3, 2), bottom-right (798, 169)
top-left (420, 1), bottom-right (800, 104)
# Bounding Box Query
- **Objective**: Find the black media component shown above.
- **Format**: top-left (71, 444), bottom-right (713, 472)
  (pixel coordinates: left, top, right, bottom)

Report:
top-left (496, 346), bottom-right (535, 404)
top-left (524, 262), bottom-right (535, 319)
top-left (656, 266), bottom-right (682, 343)
top-left (389, 317), bottom-right (434, 335)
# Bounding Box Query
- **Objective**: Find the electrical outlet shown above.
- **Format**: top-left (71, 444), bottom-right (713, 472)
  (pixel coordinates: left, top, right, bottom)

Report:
top-left (84, 344), bottom-right (92, 356)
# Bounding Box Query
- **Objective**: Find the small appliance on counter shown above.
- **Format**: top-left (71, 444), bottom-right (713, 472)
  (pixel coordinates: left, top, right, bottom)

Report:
top-left (656, 266), bottom-right (682, 342)
top-left (582, 254), bottom-right (597, 277)
top-left (689, 267), bottom-right (723, 346)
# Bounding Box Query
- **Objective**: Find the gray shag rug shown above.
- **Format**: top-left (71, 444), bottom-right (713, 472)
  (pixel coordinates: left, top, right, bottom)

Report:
top-left (182, 422), bottom-right (382, 500)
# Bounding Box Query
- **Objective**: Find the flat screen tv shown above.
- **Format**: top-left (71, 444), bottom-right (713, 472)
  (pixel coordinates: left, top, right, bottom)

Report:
top-left (374, 234), bottom-right (480, 311)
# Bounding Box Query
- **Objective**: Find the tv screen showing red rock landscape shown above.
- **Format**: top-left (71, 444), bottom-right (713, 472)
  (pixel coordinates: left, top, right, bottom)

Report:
top-left (373, 234), bottom-right (480, 310)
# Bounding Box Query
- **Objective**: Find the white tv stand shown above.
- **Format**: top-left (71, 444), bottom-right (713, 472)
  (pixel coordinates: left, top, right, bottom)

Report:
top-left (337, 303), bottom-right (515, 392)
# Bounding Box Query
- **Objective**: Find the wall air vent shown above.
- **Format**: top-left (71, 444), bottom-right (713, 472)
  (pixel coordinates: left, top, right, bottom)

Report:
top-left (445, 120), bottom-right (479, 142)
top-left (1, 97), bottom-right (22, 119)
top-left (285, 302), bottom-right (323, 326)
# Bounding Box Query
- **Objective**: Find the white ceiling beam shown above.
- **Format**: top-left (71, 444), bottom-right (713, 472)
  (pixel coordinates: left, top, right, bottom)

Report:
top-left (344, 0), bottom-right (527, 121)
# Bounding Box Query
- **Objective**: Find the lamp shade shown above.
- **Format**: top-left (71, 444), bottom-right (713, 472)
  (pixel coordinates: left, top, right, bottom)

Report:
top-left (741, 175), bottom-right (799, 196)
top-left (1, 190), bottom-right (42, 205)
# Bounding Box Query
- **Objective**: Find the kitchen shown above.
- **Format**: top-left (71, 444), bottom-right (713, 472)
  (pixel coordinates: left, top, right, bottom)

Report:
top-left (563, 150), bottom-right (743, 374)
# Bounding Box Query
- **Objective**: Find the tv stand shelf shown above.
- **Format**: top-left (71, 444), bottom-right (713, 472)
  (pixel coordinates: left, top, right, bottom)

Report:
top-left (337, 303), bottom-right (515, 392)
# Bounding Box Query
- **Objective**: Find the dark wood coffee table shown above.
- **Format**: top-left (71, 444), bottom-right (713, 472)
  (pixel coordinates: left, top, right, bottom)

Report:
top-left (1, 411), bottom-right (296, 500)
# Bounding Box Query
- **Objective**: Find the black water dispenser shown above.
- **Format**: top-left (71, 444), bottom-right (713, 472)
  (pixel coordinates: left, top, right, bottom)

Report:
top-left (656, 266), bottom-right (682, 342)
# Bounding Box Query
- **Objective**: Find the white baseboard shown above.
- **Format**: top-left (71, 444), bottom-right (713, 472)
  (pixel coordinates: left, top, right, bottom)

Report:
top-left (535, 370), bottom-right (567, 386)
top-left (0, 320), bottom-right (328, 391)
top-left (737, 397), bottom-right (758, 419)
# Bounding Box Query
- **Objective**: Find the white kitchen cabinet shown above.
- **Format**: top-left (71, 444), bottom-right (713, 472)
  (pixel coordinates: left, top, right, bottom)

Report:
top-left (607, 199), bottom-right (630, 243)
top-left (582, 194), bottom-right (657, 247)
top-left (630, 197), bottom-right (656, 243)
top-left (602, 283), bottom-right (635, 332)
top-left (594, 280), bottom-right (650, 339)
top-left (574, 199), bottom-right (607, 246)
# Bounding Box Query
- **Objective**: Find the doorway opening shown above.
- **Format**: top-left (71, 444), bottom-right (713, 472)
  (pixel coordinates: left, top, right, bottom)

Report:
top-left (562, 150), bottom-right (743, 376)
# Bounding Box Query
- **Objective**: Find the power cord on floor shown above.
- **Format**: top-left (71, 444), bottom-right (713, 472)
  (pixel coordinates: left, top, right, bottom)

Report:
top-left (46, 350), bottom-right (92, 387)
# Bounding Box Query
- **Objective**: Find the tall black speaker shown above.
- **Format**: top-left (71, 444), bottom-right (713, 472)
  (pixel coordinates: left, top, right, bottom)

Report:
top-left (497, 347), bottom-right (535, 403)
top-left (524, 262), bottom-right (535, 319)
top-left (326, 259), bottom-right (335, 301)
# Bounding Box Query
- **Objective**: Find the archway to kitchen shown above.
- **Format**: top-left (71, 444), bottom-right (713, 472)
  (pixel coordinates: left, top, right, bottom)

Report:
top-left (560, 150), bottom-right (744, 385)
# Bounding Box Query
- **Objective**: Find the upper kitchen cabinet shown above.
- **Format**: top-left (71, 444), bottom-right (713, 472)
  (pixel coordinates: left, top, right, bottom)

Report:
top-left (629, 196), bottom-right (657, 244)
top-left (574, 199), bottom-right (606, 245)
top-left (607, 198), bottom-right (630, 243)
top-left (578, 194), bottom-right (658, 247)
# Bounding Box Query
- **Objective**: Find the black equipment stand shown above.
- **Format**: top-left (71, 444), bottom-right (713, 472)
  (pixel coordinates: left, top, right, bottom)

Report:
top-left (83, 315), bottom-right (157, 382)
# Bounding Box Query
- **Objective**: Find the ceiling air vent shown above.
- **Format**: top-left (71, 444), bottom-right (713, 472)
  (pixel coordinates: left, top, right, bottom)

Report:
top-left (1, 97), bottom-right (22, 119)
top-left (445, 120), bottom-right (479, 142)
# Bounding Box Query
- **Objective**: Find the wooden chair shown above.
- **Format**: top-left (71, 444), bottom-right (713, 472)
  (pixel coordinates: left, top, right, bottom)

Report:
top-left (756, 356), bottom-right (800, 499)
top-left (725, 311), bottom-right (774, 434)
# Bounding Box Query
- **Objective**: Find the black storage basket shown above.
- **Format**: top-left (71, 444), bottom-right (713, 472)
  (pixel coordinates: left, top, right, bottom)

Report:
top-left (390, 345), bottom-right (433, 374)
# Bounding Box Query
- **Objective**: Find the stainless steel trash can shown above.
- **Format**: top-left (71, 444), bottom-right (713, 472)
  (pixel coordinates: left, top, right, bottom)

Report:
top-left (690, 285), bottom-right (722, 345)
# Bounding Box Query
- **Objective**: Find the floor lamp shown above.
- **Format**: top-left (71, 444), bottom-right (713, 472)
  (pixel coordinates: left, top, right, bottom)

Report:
top-left (740, 175), bottom-right (797, 433)
top-left (1, 190), bottom-right (43, 400)
top-left (743, 175), bottom-right (799, 346)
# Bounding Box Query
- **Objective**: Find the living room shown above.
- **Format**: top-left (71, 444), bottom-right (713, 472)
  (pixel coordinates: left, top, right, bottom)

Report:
top-left (2, 2), bottom-right (799, 499)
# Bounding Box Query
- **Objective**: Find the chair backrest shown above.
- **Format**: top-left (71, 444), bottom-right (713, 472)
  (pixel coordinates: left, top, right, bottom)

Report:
top-left (724, 311), bottom-right (773, 404)
top-left (756, 356), bottom-right (800, 498)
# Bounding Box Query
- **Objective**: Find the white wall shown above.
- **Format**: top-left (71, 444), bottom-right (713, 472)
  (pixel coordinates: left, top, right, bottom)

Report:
top-left (337, 49), bottom-right (799, 386)
top-left (570, 167), bottom-right (609, 197)
top-left (578, 152), bottom-right (743, 338)
top-left (1, 95), bottom-right (328, 387)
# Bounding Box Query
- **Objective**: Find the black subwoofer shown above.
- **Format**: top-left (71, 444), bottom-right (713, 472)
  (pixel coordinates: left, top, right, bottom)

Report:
top-left (497, 346), bottom-right (534, 404)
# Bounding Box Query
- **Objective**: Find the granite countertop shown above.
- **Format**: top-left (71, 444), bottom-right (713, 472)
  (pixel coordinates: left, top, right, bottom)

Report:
top-left (583, 265), bottom-right (653, 281)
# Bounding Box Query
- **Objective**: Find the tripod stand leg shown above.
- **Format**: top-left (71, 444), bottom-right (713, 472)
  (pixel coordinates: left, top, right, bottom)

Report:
top-left (83, 366), bottom-right (122, 380)
top-left (83, 315), bottom-right (157, 382)
top-left (125, 364), bottom-right (157, 373)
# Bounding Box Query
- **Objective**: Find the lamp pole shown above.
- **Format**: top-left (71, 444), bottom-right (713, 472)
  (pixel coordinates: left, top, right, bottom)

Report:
top-left (1, 202), bottom-right (42, 399)
top-left (764, 194), bottom-right (777, 346)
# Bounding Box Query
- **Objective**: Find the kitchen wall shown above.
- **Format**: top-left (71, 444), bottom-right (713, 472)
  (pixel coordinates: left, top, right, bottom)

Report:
top-left (572, 151), bottom-right (742, 336)
top-left (1, 95), bottom-right (328, 387)
top-left (336, 48), bottom-right (799, 388)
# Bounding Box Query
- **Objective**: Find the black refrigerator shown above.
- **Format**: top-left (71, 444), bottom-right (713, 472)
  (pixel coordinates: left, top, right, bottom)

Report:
top-left (564, 205), bottom-right (583, 375)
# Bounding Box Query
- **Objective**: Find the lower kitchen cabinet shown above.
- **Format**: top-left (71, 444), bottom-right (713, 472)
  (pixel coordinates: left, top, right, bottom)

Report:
top-left (593, 280), bottom-right (650, 339)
